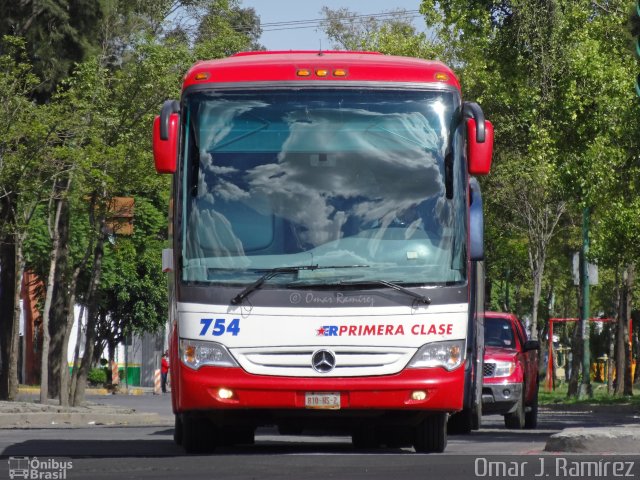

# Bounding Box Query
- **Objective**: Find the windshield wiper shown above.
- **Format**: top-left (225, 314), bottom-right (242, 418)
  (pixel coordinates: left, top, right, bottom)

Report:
top-left (230, 265), bottom-right (369, 305)
top-left (337, 280), bottom-right (432, 305)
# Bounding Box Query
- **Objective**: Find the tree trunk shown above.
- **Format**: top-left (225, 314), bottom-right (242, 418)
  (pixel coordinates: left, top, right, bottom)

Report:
top-left (624, 265), bottom-right (634, 396)
top-left (9, 240), bottom-right (26, 401)
top-left (50, 199), bottom-right (71, 403)
top-left (608, 324), bottom-right (615, 395)
top-left (69, 304), bottom-right (85, 404)
top-left (531, 270), bottom-right (542, 340)
top-left (0, 236), bottom-right (16, 400)
top-left (71, 219), bottom-right (106, 407)
top-left (614, 264), bottom-right (633, 396)
top-left (567, 318), bottom-right (582, 397)
top-left (48, 277), bottom-right (68, 401)
top-left (39, 195), bottom-right (64, 404)
top-left (65, 196), bottom-right (95, 406)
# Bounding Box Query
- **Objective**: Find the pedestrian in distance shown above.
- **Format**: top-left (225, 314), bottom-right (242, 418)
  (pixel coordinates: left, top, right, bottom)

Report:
top-left (161, 351), bottom-right (170, 394)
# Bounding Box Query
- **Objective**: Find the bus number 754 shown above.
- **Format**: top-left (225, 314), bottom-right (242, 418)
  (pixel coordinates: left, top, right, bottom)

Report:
top-left (199, 318), bottom-right (241, 336)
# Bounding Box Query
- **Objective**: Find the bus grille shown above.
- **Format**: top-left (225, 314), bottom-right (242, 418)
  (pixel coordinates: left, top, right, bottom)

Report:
top-left (230, 346), bottom-right (416, 377)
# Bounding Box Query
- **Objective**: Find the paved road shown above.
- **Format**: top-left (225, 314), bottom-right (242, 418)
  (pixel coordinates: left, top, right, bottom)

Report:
top-left (1, 394), bottom-right (639, 480)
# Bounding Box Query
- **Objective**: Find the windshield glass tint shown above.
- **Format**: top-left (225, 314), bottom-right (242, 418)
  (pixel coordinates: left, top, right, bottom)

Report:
top-left (181, 89), bottom-right (466, 286)
top-left (484, 318), bottom-right (516, 349)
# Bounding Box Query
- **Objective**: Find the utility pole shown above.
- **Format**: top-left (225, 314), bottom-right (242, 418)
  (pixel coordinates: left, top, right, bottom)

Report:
top-left (579, 207), bottom-right (592, 399)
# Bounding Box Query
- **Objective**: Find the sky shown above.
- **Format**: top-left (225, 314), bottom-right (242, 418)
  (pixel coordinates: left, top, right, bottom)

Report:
top-left (239, 0), bottom-right (425, 51)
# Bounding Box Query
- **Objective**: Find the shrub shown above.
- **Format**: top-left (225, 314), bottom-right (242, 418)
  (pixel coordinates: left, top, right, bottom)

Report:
top-left (87, 367), bottom-right (107, 386)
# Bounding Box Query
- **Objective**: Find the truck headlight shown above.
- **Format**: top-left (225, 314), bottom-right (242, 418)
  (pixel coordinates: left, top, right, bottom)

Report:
top-left (492, 360), bottom-right (516, 378)
top-left (407, 340), bottom-right (465, 371)
top-left (179, 339), bottom-right (239, 370)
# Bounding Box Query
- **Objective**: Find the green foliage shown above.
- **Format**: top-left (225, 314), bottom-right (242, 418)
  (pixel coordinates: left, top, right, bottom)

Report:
top-left (321, 7), bottom-right (440, 58)
top-left (87, 367), bottom-right (107, 386)
top-left (540, 381), bottom-right (640, 406)
top-left (0, 0), bottom-right (103, 101)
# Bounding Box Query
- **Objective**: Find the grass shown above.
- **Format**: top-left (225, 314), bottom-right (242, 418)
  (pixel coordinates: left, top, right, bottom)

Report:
top-left (539, 381), bottom-right (640, 406)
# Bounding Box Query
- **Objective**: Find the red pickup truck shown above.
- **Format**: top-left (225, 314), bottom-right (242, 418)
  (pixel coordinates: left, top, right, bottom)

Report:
top-left (482, 312), bottom-right (540, 429)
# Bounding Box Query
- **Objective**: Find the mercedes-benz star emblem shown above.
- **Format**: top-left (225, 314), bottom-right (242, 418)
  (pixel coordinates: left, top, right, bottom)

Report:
top-left (311, 349), bottom-right (336, 373)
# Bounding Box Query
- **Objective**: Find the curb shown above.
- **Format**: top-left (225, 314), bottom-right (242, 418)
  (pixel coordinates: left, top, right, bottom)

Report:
top-left (0, 412), bottom-right (174, 429)
top-left (545, 425), bottom-right (640, 454)
top-left (17, 386), bottom-right (151, 396)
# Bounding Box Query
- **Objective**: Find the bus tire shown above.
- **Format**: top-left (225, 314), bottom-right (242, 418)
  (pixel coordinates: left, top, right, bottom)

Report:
top-left (173, 414), bottom-right (183, 445)
top-left (413, 413), bottom-right (447, 453)
top-left (352, 425), bottom-right (379, 449)
top-left (447, 408), bottom-right (472, 434)
top-left (182, 414), bottom-right (216, 454)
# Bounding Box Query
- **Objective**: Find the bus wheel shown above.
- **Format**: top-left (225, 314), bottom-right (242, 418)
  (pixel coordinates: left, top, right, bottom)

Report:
top-left (413, 413), bottom-right (447, 453)
top-left (173, 414), bottom-right (183, 445)
top-left (182, 414), bottom-right (216, 454)
top-left (447, 408), bottom-right (472, 434)
top-left (352, 425), bottom-right (379, 450)
top-left (223, 427), bottom-right (255, 446)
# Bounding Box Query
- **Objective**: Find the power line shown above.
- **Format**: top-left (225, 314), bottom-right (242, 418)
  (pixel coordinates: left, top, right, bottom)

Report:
top-left (260, 15), bottom-right (424, 33)
top-left (258, 10), bottom-right (421, 29)
top-left (175, 8), bottom-right (425, 37)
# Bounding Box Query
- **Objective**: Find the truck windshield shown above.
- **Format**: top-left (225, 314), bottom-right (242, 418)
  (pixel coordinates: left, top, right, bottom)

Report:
top-left (180, 88), bottom-right (467, 286)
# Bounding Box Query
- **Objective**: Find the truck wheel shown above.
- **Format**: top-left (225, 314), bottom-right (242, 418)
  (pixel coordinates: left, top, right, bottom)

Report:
top-left (173, 414), bottom-right (183, 445)
top-left (525, 383), bottom-right (539, 429)
top-left (182, 414), bottom-right (216, 454)
top-left (504, 390), bottom-right (525, 429)
top-left (413, 413), bottom-right (447, 453)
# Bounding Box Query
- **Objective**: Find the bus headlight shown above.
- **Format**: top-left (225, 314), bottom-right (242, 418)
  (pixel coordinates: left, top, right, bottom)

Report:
top-left (179, 339), bottom-right (239, 370)
top-left (407, 340), bottom-right (465, 371)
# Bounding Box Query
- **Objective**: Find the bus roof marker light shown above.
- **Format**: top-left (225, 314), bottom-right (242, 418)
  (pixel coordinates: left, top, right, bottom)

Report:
top-left (315, 69), bottom-right (329, 77)
top-left (435, 72), bottom-right (449, 82)
top-left (333, 68), bottom-right (348, 77)
top-left (297, 68), bottom-right (311, 77)
top-left (194, 72), bottom-right (210, 81)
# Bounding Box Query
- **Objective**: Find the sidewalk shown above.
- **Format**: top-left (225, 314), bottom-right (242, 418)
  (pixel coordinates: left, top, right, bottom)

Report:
top-left (546, 425), bottom-right (640, 454)
top-left (542, 402), bottom-right (640, 454)
top-left (0, 385), bottom-right (173, 429)
top-left (17, 385), bottom-right (153, 396)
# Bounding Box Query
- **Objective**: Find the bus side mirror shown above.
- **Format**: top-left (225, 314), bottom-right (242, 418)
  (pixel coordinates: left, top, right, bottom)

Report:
top-left (469, 177), bottom-right (484, 261)
top-left (467, 118), bottom-right (493, 175)
top-left (463, 101), bottom-right (493, 175)
top-left (153, 100), bottom-right (180, 174)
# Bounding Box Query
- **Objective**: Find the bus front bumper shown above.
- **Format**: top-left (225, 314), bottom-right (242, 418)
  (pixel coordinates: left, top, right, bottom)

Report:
top-left (174, 365), bottom-right (465, 414)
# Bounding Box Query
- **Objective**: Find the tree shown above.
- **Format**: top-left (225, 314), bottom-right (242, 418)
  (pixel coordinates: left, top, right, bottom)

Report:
top-left (0, 0), bottom-right (103, 101)
top-left (321, 7), bottom-right (439, 58)
top-left (66, 0), bottom-right (261, 406)
top-left (0, 37), bottom-right (58, 401)
top-left (420, 1), bottom-right (640, 397)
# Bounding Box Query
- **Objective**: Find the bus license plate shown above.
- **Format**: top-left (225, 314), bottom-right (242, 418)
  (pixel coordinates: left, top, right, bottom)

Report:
top-left (305, 392), bottom-right (341, 410)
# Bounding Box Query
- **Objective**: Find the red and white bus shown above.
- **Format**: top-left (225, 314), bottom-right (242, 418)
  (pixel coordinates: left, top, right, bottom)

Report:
top-left (153, 51), bottom-right (493, 453)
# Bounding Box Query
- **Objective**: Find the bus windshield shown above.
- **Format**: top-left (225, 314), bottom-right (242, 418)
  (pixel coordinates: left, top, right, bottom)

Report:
top-left (180, 88), bottom-right (467, 287)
